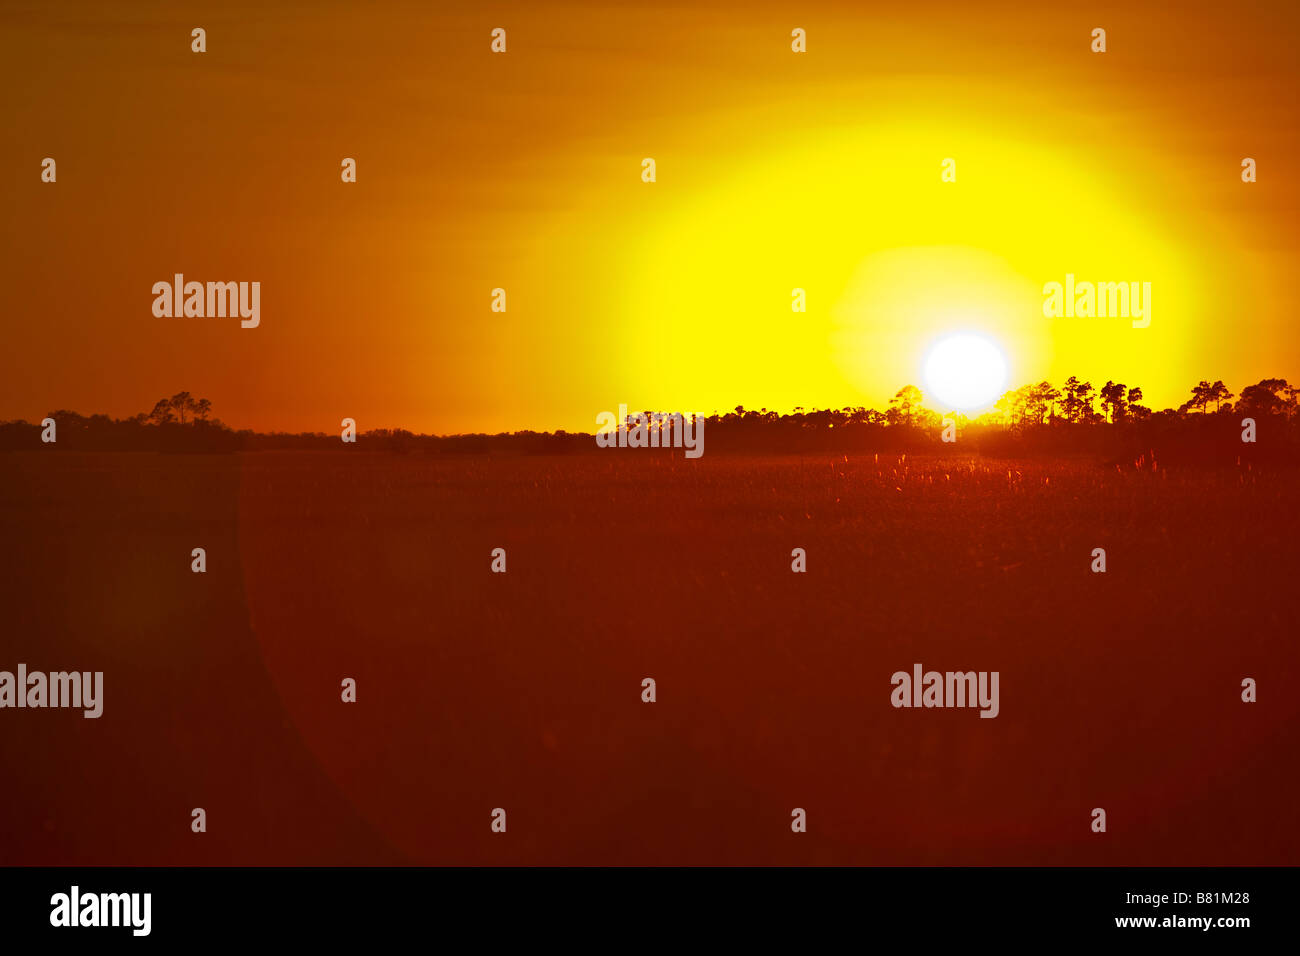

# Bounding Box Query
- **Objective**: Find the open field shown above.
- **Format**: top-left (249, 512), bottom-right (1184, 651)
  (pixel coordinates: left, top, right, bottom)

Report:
top-left (1, 450), bottom-right (1296, 864)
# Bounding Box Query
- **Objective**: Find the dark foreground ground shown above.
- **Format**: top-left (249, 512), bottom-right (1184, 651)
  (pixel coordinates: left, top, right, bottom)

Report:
top-left (0, 450), bottom-right (1296, 864)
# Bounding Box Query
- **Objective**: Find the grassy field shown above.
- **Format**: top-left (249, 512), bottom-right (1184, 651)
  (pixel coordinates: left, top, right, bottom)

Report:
top-left (1, 450), bottom-right (1296, 864)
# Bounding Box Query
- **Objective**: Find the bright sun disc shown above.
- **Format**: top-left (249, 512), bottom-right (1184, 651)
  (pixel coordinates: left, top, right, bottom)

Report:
top-left (922, 334), bottom-right (1008, 411)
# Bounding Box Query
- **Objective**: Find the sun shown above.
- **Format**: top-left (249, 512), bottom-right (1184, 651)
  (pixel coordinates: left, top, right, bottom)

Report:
top-left (922, 333), bottom-right (1009, 411)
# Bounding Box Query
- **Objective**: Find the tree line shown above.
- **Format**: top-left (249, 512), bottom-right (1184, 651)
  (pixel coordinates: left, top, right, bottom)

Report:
top-left (988, 377), bottom-right (1294, 426)
top-left (698, 377), bottom-right (1294, 431)
top-left (2, 378), bottom-right (1298, 457)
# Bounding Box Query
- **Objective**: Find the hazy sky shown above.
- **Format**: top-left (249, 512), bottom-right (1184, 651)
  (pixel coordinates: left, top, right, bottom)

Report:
top-left (3, 0), bottom-right (1298, 432)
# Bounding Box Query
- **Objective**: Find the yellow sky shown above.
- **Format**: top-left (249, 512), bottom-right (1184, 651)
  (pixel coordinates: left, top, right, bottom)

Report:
top-left (3, 0), bottom-right (1298, 432)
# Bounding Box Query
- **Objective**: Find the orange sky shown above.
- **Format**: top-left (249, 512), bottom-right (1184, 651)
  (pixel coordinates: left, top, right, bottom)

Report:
top-left (3, 0), bottom-right (1298, 433)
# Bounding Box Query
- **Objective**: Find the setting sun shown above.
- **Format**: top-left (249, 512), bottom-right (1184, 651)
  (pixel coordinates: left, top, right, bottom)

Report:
top-left (923, 333), bottom-right (1009, 411)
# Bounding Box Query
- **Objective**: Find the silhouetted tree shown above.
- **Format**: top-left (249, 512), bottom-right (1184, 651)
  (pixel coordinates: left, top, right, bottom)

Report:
top-left (890, 385), bottom-right (923, 424)
top-left (1061, 376), bottom-right (1081, 423)
top-left (169, 391), bottom-right (193, 425)
top-left (1207, 380), bottom-right (1233, 413)
top-left (148, 399), bottom-right (175, 425)
top-left (1035, 382), bottom-right (1062, 423)
top-left (1238, 379), bottom-right (1293, 418)
top-left (1100, 381), bottom-right (1127, 423)
top-left (1187, 380), bottom-right (1214, 414)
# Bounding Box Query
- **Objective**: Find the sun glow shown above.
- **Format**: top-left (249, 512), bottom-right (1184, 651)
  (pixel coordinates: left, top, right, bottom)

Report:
top-left (922, 333), bottom-right (1008, 411)
top-left (603, 111), bottom-right (1197, 428)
